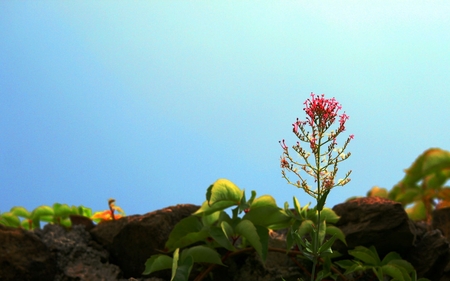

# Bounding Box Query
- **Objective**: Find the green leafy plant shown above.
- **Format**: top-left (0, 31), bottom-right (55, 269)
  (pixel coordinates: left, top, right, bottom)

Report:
top-left (367, 148), bottom-right (450, 221)
top-left (143, 179), bottom-right (288, 280)
top-left (143, 93), bottom-right (353, 281)
top-left (279, 93), bottom-right (353, 280)
top-left (0, 198), bottom-right (125, 229)
top-left (335, 245), bottom-right (429, 281)
top-left (0, 203), bottom-right (92, 229)
top-left (143, 178), bottom-right (345, 281)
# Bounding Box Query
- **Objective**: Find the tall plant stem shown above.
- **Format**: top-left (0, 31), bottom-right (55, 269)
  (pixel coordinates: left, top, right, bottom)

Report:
top-left (311, 132), bottom-right (323, 281)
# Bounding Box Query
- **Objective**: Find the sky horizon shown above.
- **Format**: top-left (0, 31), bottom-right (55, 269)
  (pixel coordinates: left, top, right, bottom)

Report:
top-left (1, 2), bottom-right (450, 218)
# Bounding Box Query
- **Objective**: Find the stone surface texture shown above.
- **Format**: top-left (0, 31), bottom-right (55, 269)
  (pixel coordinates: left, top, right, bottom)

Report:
top-left (0, 224), bottom-right (56, 281)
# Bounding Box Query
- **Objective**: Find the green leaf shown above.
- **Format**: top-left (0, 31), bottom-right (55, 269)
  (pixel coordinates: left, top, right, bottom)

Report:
top-left (171, 248), bottom-right (180, 281)
top-left (194, 200), bottom-right (237, 216)
top-left (165, 216), bottom-right (208, 251)
top-left (172, 255), bottom-right (194, 281)
top-left (318, 234), bottom-right (337, 255)
top-left (301, 203), bottom-right (311, 218)
top-left (284, 201), bottom-right (295, 218)
top-left (402, 148), bottom-right (450, 185)
top-left (248, 190), bottom-right (257, 205)
top-left (334, 259), bottom-right (356, 269)
top-left (21, 219), bottom-right (33, 230)
top-left (221, 220), bottom-right (235, 240)
top-left (31, 205), bottom-right (54, 219)
top-left (405, 201), bottom-right (426, 221)
top-left (317, 189), bottom-right (331, 211)
top-left (0, 212), bottom-right (21, 227)
top-left (394, 188), bottom-right (421, 205)
top-left (335, 260), bottom-right (366, 275)
top-left (348, 246), bottom-right (380, 266)
top-left (320, 208), bottom-right (340, 224)
top-left (381, 264), bottom-right (406, 281)
top-left (181, 245), bottom-right (224, 265)
top-left (10, 206), bottom-right (31, 218)
top-left (201, 210), bottom-right (220, 226)
top-left (235, 220), bottom-right (263, 259)
top-left (367, 186), bottom-right (389, 198)
top-left (318, 219), bottom-right (326, 245)
top-left (293, 196), bottom-right (302, 218)
top-left (32, 205), bottom-right (54, 228)
top-left (381, 251), bottom-right (402, 265)
top-left (325, 225), bottom-right (346, 245)
top-left (143, 254), bottom-right (173, 275)
top-left (388, 259), bottom-right (415, 274)
top-left (39, 215), bottom-right (54, 223)
top-left (59, 218), bottom-right (72, 228)
top-left (242, 205), bottom-right (290, 230)
top-left (297, 219), bottom-right (314, 237)
top-left (209, 226), bottom-right (235, 251)
top-left (77, 205), bottom-right (92, 217)
top-left (373, 267), bottom-right (384, 281)
top-left (206, 178), bottom-right (243, 207)
top-left (53, 203), bottom-right (72, 218)
top-left (250, 195), bottom-right (278, 209)
top-left (285, 229), bottom-right (295, 252)
top-left (255, 225), bottom-right (269, 262)
top-left (425, 169), bottom-right (450, 190)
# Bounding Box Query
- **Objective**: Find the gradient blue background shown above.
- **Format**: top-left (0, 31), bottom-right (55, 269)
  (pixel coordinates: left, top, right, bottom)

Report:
top-left (1, 2), bottom-right (449, 217)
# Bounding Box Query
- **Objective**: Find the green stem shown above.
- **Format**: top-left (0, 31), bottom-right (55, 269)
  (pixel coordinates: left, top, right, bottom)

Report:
top-left (311, 127), bottom-right (323, 281)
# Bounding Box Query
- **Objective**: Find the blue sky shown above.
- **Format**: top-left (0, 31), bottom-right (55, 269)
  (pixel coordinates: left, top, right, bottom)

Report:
top-left (1, 2), bottom-right (449, 217)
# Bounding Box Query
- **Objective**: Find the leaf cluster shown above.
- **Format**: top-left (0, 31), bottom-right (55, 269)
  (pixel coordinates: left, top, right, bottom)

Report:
top-left (335, 246), bottom-right (429, 281)
top-left (0, 203), bottom-right (92, 230)
top-left (143, 179), bottom-right (345, 281)
top-left (367, 148), bottom-right (450, 221)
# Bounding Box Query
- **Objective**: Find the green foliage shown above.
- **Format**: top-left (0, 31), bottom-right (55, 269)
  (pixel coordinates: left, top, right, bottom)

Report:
top-left (1, 203), bottom-right (94, 230)
top-left (143, 179), bottom-right (346, 281)
top-left (335, 246), bottom-right (430, 281)
top-left (367, 148), bottom-right (450, 221)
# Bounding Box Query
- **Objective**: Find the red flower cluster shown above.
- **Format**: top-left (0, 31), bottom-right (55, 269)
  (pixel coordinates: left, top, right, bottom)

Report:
top-left (293, 93), bottom-right (350, 132)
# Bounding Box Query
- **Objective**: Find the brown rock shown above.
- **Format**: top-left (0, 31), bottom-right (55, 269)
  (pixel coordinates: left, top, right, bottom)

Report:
top-left (0, 224), bottom-right (56, 281)
top-left (332, 197), bottom-right (415, 257)
top-left (90, 204), bottom-right (200, 278)
top-left (36, 224), bottom-right (122, 281)
top-left (408, 227), bottom-right (450, 280)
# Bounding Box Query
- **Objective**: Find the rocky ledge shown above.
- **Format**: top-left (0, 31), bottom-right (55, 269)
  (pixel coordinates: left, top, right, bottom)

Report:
top-left (2, 198), bottom-right (450, 281)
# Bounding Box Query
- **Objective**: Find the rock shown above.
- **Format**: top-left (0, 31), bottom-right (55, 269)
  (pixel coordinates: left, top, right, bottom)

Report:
top-left (0, 224), bottom-right (56, 281)
top-left (433, 207), bottom-right (450, 242)
top-left (407, 227), bottom-right (450, 280)
top-left (4, 200), bottom-right (450, 280)
top-left (90, 204), bottom-right (200, 279)
top-left (332, 197), bottom-right (415, 258)
top-left (35, 223), bottom-right (122, 281)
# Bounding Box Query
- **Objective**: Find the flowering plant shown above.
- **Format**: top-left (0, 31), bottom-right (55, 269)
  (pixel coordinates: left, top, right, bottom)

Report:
top-left (143, 93), bottom-right (424, 281)
top-left (280, 93), bottom-right (353, 281)
top-left (91, 198), bottom-right (126, 223)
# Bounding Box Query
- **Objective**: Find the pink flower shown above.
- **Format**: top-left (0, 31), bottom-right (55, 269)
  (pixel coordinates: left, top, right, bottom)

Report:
top-left (279, 139), bottom-right (288, 150)
top-left (292, 121), bottom-right (299, 134)
top-left (303, 93), bottom-right (343, 129)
